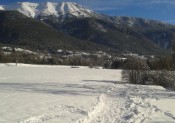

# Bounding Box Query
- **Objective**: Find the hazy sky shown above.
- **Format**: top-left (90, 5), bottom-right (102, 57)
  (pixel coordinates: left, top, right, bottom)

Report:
top-left (1, 0), bottom-right (175, 24)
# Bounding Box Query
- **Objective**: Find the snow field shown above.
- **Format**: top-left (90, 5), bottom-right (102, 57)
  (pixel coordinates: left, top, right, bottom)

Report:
top-left (0, 64), bottom-right (175, 123)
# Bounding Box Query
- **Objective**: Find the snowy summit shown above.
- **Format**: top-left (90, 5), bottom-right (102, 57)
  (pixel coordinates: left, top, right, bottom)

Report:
top-left (3, 2), bottom-right (98, 19)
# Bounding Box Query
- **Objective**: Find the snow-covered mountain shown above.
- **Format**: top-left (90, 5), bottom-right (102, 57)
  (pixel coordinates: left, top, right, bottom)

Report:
top-left (3, 2), bottom-right (99, 20)
top-left (1, 2), bottom-right (166, 26)
top-left (0, 2), bottom-right (174, 53)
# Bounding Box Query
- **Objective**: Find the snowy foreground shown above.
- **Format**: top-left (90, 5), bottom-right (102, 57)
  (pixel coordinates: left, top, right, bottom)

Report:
top-left (0, 64), bottom-right (175, 123)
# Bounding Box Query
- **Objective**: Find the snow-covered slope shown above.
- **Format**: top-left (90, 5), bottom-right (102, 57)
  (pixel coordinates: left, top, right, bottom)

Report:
top-left (40, 2), bottom-right (96, 18)
top-left (4, 2), bottom-right (98, 19)
top-left (7, 2), bottom-right (39, 18)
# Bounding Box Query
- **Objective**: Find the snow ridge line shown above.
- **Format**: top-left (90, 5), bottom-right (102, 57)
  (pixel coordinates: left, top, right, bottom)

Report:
top-left (77, 94), bottom-right (106, 123)
top-left (19, 114), bottom-right (65, 123)
top-left (19, 115), bottom-right (52, 123)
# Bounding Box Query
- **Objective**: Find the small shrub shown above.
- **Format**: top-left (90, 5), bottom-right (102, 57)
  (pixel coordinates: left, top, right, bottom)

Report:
top-left (122, 70), bottom-right (150, 84)
top-left (123, 56), bottom-right (149, 70)
top-left (122, 70), bottom-right (175, 90)
top-left (151, 71), bottom-right (175, 89)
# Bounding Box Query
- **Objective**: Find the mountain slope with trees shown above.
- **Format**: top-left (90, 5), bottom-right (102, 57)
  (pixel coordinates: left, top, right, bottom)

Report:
top-left (0, 10), bottom-right (104, 53)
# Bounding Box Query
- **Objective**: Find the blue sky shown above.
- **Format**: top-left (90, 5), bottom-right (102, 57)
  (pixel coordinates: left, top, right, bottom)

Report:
top-left (1, 0), bottom-right (175, 24)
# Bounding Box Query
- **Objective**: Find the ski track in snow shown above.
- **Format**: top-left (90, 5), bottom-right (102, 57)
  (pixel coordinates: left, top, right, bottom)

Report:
top-left (76, 82), bottom-right (159, 123)
top-left (19, 81), bottom-right (175, 123)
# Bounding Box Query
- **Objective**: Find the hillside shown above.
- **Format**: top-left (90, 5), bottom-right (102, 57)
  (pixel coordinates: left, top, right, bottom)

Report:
top-left (41, 12), bottom-right (175, 54)
top-left (45, 17), bottom-right (171, 54)
top-left (0, 10), bottom-right (104, 53)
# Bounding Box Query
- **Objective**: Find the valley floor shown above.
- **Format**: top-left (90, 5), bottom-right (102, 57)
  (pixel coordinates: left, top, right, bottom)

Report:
top-left (0, 64), bottom-right (175, 123)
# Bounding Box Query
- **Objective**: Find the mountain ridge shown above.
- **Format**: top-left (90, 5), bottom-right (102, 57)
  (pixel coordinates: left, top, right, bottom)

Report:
top-left (0, 2), bottom-right (175, 55)
top-left (1, 2), bottom-right (99, 20)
